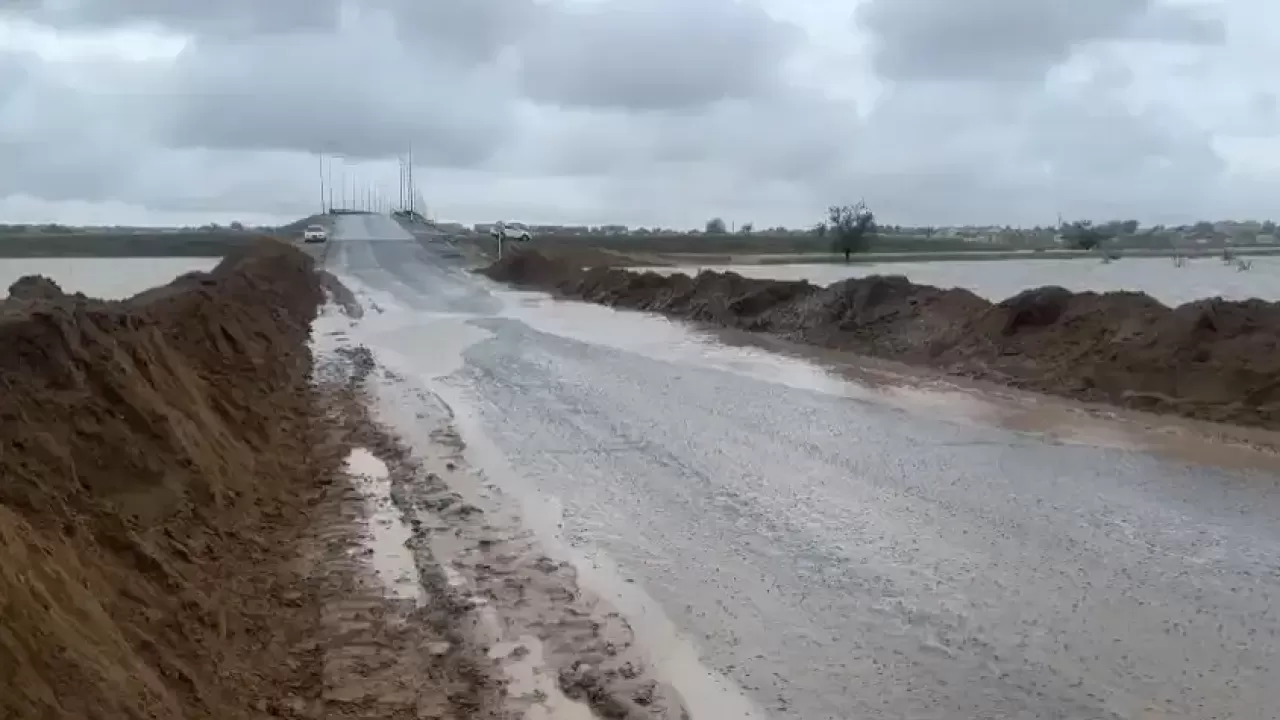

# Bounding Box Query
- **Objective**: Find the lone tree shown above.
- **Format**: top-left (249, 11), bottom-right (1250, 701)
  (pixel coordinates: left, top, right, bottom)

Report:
top-left (705, 217), bottom-right (727, 234)
top-left (1060, 220), bottom-right (1112, 251)
top-left (828, 202), bottom-right (876, 261)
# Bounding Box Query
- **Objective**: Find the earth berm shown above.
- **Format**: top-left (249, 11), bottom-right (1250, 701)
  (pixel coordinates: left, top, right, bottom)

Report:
top-left (482, 248), bottom-right (1280, 430)
top-left (1, 239), bottom-right (682, 719)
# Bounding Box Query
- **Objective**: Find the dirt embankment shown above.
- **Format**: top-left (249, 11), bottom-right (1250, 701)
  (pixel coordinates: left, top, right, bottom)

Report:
top-left (0, 240), bottom-right (330, 719)
top-left (484, 249), bottom-right (1280, 429)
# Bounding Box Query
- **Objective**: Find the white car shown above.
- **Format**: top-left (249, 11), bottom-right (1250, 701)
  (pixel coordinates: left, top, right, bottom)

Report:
top-left (490, 222), bottom-right (532, 243)
top-left (302, 224), bottom-right (328, 243)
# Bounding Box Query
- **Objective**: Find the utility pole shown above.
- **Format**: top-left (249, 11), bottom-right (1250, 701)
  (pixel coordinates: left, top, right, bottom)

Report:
top-left (318, 153), bottom-right (326, 213)
top-left (326, 157), bottom-right (333, 212)
top-left (399, 154), bottom-right (407, 211)
top-left (407, 146), bottom-right (415, 216)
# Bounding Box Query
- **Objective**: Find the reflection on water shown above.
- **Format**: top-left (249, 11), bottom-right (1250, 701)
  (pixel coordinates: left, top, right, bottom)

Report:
top-left (669, 256), bottom-right (1280, 306)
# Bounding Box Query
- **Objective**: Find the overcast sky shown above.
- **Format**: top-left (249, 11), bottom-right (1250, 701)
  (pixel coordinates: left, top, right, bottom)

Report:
top-left (0, 0), bottom-right (1274, 228)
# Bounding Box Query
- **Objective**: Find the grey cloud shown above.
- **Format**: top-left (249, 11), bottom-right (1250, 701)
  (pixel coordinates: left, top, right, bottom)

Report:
top-left (507, 85), bottom-right (859, 184)
top-left (0, 0), bottom-right (1271, 229)
top-left (0, 50), bottom-right (155, 202)
top-left (1129, 3), bottom-right (1225, 44)
top-left (156, 27), bottom-right (515, 166)
top-left (517, 0), bottom-right (801, 110)
top-left (840, 77), bottom-right (1226, 225)
top-left (857, 0), bottom-right (1223, 82)
top-left (382, 0), bottom-right (544, 67)
top-left (2, 0), bottom-right (343, 36)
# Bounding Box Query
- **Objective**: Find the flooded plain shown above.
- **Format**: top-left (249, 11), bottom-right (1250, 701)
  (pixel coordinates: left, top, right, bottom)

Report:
top-left (0, 257), bottom-right (216, 299)
top-left (669, 255), bottom-right (1280, 305)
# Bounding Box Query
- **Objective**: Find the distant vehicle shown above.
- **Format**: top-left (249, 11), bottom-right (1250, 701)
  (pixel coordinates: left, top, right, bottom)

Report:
top-left (302, 224), bottom-right (328, 243)
top-left (490, 222), bottom-right (532, 243)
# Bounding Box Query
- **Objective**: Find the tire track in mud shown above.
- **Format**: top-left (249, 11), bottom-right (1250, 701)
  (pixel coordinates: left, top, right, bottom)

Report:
top-left (316, 307), bottom-right (691, 720)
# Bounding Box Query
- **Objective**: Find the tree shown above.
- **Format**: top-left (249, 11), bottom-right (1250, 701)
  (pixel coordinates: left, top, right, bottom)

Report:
top-left (1263, 220), bottom-right (1277, 235)
top-left (705, 217), bottom-right (727, 234)
top-left (1060, 220), bottom-right (1112, 251)
top-left (812, 222), bottom-right (827, 237)
top-left (740, 222), bottom-right (754, 235)
top-left (1119, 219), bottom-right (1139, 235)
top-left (229, 220), bottom-right (245, 231)
top-left (828, 202), bottom-right (876, 261)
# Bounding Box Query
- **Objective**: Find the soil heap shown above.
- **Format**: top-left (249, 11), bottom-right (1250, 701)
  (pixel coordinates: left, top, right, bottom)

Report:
top-left (0, 240), bottom-right (327, 719)
top-left (483, 248), bottom-right (1280, 429)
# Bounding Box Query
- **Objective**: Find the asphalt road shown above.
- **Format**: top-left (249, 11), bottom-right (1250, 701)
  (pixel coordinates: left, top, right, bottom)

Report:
top-left (327, 214), bottom-right (1280, 720)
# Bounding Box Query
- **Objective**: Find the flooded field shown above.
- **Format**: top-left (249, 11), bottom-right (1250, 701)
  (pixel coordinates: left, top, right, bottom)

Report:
top-left (0, 257), bottom-right (217, 298)
top-left (669, 256), bottom-right (1280, 305)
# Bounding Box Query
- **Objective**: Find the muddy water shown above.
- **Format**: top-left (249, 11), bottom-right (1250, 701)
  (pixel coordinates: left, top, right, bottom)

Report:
top-left (333, 227), bottom-right (1280, 718)
top-left (0, 257), bottom-right (217, 299)
top-left (666, 255), bottom-right (1280, 305)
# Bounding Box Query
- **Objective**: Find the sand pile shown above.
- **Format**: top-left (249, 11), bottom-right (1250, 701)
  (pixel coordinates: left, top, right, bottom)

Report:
top-left (0, 240), bottom-right (327, 719)
top-left (483, 249), bottom-right (1280, 428)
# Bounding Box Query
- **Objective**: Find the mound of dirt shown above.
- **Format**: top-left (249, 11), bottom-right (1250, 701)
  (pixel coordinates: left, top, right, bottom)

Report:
top-left (0, 239), bottom-right (328, 719)
top-left (480, 242), bottom-right (665, 270)
top-left (483, 249), bottom-right (1280, 428)
top-left (7, 274), bottom-right (69, 301)
top-left (319, 270), bottom-right (363, 318)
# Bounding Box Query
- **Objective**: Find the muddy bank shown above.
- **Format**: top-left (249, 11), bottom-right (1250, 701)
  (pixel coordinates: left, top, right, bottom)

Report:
top-left (314, 302), bottom-right (694, 719)
top-left (0, 240), bottom-right (328, 719)
top-left (483, 249), bottom-right (1280, 429)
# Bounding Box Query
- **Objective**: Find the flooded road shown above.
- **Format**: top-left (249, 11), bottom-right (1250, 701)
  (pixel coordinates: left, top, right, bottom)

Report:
top-left (328, 216), bottom-right (1280, 719)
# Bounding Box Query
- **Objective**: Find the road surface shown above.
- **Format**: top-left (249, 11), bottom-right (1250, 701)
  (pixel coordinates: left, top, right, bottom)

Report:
top-left (325, 214), bottom-right (1280, 720)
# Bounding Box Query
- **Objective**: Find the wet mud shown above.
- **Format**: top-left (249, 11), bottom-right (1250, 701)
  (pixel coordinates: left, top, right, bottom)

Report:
top-left (318, 312), bottom-right (693, 719)
top-left (0, 239), bottom-right (330, 719)
top-left (1, 239), bottom-right (668, 720)
top-left (483, 249), bottom-right (1280, 430)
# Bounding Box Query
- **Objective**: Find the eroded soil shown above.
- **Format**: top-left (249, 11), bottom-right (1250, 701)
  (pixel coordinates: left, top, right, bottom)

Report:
top-left (0, 242), bottom-right (689, 720)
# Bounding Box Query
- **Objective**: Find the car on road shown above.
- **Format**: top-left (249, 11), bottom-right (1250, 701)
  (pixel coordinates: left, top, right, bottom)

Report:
top-left (302, 224), bottom-right (328, 243)
top-left (490, 222), bottom-right (532, 243)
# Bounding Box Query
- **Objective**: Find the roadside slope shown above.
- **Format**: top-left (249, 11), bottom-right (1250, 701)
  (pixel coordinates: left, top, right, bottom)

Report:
top-left (482, 248), bottom-right (1280, 429)
top-left (0, 240), bottom-right (326, 719)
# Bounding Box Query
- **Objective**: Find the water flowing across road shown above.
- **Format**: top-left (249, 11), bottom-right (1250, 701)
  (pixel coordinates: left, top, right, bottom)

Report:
top-left (326, 215), bottom-right (1280, 720)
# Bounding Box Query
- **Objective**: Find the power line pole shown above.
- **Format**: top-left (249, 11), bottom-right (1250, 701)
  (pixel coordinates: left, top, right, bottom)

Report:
top-left (407, 146), bottom-right (415, 216)
top-left (399, 154), bottom-right (407, 211)
top-left (318, 153), bottom-right (326, 212)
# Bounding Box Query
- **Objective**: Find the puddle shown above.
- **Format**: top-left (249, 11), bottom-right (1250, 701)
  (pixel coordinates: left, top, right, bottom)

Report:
top-left (344, 448), bottom-right (425, 606)
top-left (489, 637), bottom-right (596, 720)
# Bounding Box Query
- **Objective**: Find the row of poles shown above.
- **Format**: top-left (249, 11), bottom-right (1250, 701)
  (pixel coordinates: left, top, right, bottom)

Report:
top-left (317, 150), bottom-right (423, 216)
